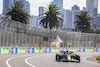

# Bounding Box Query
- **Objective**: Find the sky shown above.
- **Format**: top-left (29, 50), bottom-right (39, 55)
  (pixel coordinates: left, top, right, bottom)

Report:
top-left (0, 0), bottom-right (100, 16)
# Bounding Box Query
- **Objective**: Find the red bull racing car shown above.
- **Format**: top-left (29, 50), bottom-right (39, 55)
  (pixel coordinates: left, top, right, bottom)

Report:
top-left (56, 51), bottom-right (80, 63)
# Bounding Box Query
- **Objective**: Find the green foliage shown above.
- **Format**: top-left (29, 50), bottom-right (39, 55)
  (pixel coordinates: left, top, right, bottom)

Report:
top-left (89, 28), bottom-right (100, 34)
top-left (89, 28), bottom-right (96, 33)
top-left (97, 57), bottom-right (100, 61)
top-left (6, 1), bottom-right (30, 24)
top-left (95, 30), bottom-right (100, 34)
top-left (39, 4), bottom-right (63, 29)
top-left (75, 11), bottom-right (93, 33)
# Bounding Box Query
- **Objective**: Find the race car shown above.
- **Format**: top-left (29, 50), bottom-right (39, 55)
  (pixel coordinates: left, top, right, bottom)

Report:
top-left (56, 51), bottom-right (80, 63)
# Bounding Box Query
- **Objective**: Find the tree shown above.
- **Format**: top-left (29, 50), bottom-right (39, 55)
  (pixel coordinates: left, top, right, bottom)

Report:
top-left (6, 1), bottom-right (30, 24)
top-left (75, 11), bottom-right (93, 32)
top-left (39, 4), bottom-right (63, 29)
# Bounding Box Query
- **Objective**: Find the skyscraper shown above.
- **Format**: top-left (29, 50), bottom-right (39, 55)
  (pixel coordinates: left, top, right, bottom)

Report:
top-left (39, 6), bottom-right (44, 16)
top-left (14, 0), bottom-right (26, 2)
top-left (72, 5), bottom-right (80, 10)
top-left (25, 1), bottom-right (30, 15)
top-left (38, 6), bottom-right (45, 27)
top-left (86, 0), bottom-right (98, 17)
top-left (3, 0), bottom-right (13, 13)
top-left (30, 15), bottom-right (38, 27)
top-left (72, 10), bottom-right (81, 29)
top-left (86, 0), bottom-right (98, 29)
top-left (52, 0), bottom-right (63, 18)
top-left (63, 9), bottom-right (72, 29)
top-left (83, 7), bottom-right (86, 11)
top-left (53, 0), bottom-right (63, 11)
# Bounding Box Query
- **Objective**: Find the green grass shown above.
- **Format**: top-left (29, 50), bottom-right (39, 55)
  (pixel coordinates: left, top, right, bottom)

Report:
top-left (97, 57), bottom-right (100, 61)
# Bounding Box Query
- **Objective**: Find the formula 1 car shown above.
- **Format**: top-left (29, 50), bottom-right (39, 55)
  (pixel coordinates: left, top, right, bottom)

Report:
top-left (56, 51), bottom-right (80, 63)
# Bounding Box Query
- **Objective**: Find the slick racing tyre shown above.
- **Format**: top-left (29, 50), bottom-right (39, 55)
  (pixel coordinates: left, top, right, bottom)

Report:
top-left (76, 55), bottom-right (80, 63)
top-left (56, 54), bottom-right (61, 62)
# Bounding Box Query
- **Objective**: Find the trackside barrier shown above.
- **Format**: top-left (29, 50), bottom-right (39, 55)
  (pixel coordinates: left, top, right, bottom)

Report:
top-left (45, 48), bottom-right (51, 53)
top-left (85, 48), bottom-right (94, 52)
top-left (79, 48), bottom-right (85, 52)
top-left (68, 48), bottom-right (78, 52)
top-left (61, 48), bottom-right (68, 51)
top-left (28, 47), bottom-right (34, 53)
top-left (17, 47), bottom-right (27, 54)
top-left (0, 47), bottom-right (1, 54)
top-left (96, 48), bottom-right (100, 52)
top-left (0, 47), bottom-right (100, 55)
top-left (11, 47), bottom-right (17, 54)
top-left (51, 48), bottom-right (60, 53)
top-left (34, 48), bottom-right (44, 53)
top-left (0, 47), bottom-right (10, 54)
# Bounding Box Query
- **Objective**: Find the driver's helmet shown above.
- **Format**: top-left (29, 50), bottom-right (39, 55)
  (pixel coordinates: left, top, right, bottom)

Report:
top-left (67, 50), bottom-right (69, 52)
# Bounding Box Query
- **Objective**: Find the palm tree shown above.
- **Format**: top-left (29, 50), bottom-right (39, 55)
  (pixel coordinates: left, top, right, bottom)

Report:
top-left (39, 4), bottom-right (63, 29)
top-left (6, 1), bottom-right (30, 24)
top-left (75, 11), bottom-right (93, 32)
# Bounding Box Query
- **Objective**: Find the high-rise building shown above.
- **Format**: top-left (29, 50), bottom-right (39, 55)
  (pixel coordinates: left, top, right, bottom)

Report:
top-left (99, 14), bottom-right (100, 28)
top-left (53, 0), bottom-right (63, 11)
top-left (72, 10), bottom-right (81, 29)
top-left (39, 6), bottom-right (44, 16)
top-left (63, 9), bottom-right (72, 29)
top-left (62, 9), bottom-right (81, 31)
top-left (52, 0), bottom-right (63, 18)
top-left (86, 0), bottom-right (98, 17)
top-left (72, 5), bottom-right (80, 10)
top-left (86, 0), bottom-right (99, 29)
top-left (3, 0), bottom-right (13, 13)
top-left (83, 7), bottom-right (86, 11)
top-left (38, 6), bottom-right (45, 27)
top-left (30, 15), bottom-right (38, 27)
top-left (13, 0), bottom-right (26, 2)
top-left (25, 1), bottom-right (30, 15)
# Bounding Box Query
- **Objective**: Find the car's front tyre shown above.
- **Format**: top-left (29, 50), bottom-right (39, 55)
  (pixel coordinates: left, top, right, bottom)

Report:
top-left (56, 54), bottom-right (61, 62)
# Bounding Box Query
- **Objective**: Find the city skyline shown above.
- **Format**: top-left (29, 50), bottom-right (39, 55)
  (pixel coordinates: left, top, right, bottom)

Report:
top-left (0, 0), bottom-right (100, 15)
top-left (86, 0), bottom-right (98, 17)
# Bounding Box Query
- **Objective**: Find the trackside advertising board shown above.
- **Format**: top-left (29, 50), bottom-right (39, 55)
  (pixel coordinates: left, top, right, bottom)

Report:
top-left (79, 48), bottom-right (85, 52)
top-left (61, 48), bottom-right (68, 51)
top-left (11, 47), bottom-right (17, 54)
top-left (85, 48), bottom-right (94, 52)
top-left (51, 48), bottom-right (60, 53)
top-left (0, 47), bottom-right (1, 54)
top-left (68, 48), bottom-right (78, 52)
top-left (45, 48), bottom-right (51, 53)
top-left (17, 47), bottom-right (27, 54)
top-left (0, 47), bottom-right (10, 54)
top-left (34, 48), bottom-right (44, 53)
top-left (96, 48), bottom-right (100, 52)
top-left (28, 47), bottom-right (34, 53)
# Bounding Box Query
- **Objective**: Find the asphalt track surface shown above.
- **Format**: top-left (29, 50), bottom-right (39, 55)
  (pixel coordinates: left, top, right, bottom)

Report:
top-left (0, 52), bottom-right (100, 67)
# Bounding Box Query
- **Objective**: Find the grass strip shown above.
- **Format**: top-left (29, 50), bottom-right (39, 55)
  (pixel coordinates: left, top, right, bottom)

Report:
top-left (96, 57), bottom-right (100, 61)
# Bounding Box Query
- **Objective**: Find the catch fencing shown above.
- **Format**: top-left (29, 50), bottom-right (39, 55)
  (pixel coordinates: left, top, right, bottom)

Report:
top-left (0, 17), bottom-right (100, 48)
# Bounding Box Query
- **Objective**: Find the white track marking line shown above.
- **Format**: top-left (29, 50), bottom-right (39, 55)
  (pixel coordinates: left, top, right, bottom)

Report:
top-left (25, 55), bottom-right (52, 67)
top-left (6, 55), bottom-right (36, 67)
top-left (83, 56), bottom-right (100, 65)
top-left (25, 56), bottom-right (38, 67)
top-left (6, 57), bottom-right (17, 67)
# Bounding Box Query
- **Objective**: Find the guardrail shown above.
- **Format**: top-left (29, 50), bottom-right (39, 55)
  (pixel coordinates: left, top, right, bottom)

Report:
top-left (0, 47), bottom-right (100, 55)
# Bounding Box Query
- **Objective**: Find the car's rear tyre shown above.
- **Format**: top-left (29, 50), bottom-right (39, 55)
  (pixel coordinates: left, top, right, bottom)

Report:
top-left (76, 56), bottom-right (80, 63)
top-left (78, 58), bottom-right (80, 63)
top-left (56, 54), bottom-right (61, 62)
